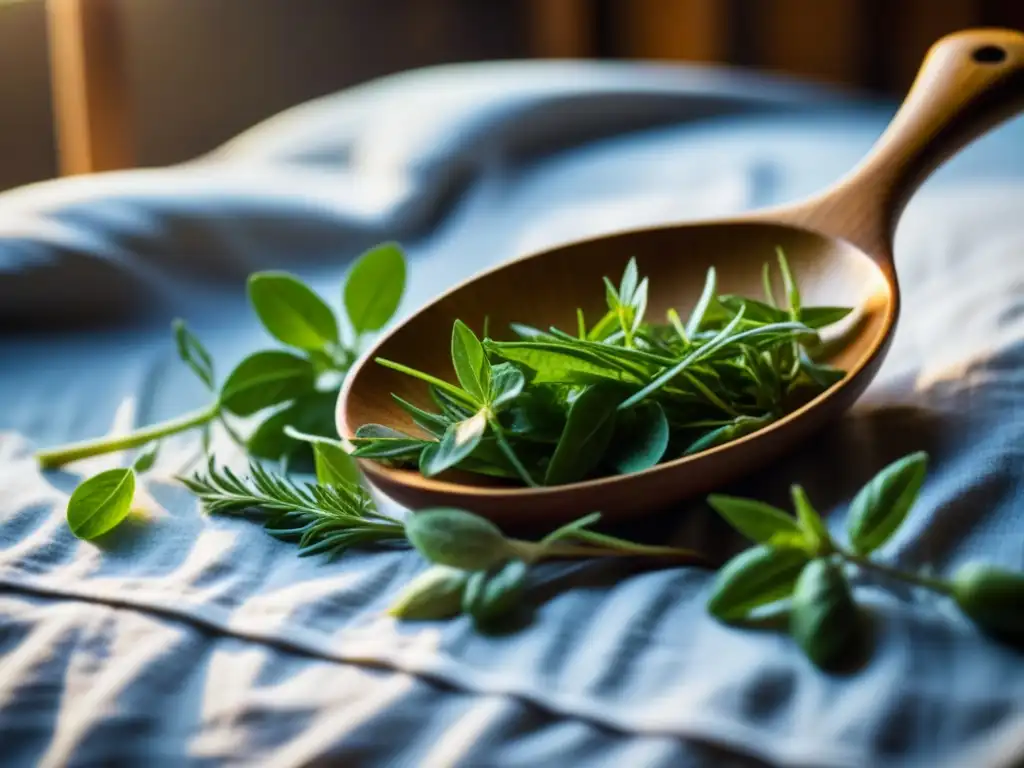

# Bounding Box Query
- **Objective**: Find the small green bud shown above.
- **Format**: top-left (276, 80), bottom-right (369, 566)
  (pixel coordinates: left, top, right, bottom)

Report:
top-left (952, 562), bottom-right (1024, 645)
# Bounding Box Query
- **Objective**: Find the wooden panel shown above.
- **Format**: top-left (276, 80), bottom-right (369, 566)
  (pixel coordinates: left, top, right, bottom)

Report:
top-left (892, 0), bottom-right (978, 92)
top-left (46, 0), bottom-right (134, 175)
top-left (615, 0), bottom-right (727, 62)
top-left (760, 0), bottom-right (863, 85)
top-left (529, 0), bottom-right (594, 58)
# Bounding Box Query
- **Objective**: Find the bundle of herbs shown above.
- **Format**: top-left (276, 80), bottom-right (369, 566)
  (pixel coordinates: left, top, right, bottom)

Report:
top-left (352, 249), bottom-right (853, 486)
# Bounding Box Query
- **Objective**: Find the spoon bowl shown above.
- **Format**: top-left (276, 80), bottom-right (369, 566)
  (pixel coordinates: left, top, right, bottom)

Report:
top-left (339, 28), bottom-right (1024, 527)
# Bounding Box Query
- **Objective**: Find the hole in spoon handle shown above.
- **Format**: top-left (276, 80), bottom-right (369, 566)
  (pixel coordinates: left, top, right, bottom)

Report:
top-left (806, 28), bottom-right (1024, 260)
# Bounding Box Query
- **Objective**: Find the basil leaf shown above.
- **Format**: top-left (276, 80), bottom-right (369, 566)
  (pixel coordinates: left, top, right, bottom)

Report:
top-left (248, 272), bottom-right (339, 351)
top-left (462, 559), bottom-right (529, 623)
top-left (219, 351), bottom-right (316, 416)
top-left (790, 484), bottom-right (831, 555)
top-left (799, 306), bottom-right (853, 329)
top-left (421, 410), bottom-right (488, 477)
top-left (789, 558), bottom-right (860, 671)
top-left (606, 401), bottom-right (669, 474)
top-left (343, 241), bottom-right (406, 335)
top-left (707, 545), bottom-right (809, 621)
top-left (127, 442), bottom-right (159, 473)
top-left (544, 383), bottom-right (621, 485)
top-left (247, 390), bottom-right (338, 468)
top-left (67, 468), bottom-right (136, 540)
top-left (172, 319), bottom-right (215, 390)
top-left (487, 341), bottom-right (639, 386)
top-left (952, 563), bottom-right (1024, 645)
top-left (405, 507), bottom-right (515, 570)
top-left (847, 451), bottom-right (928, 554)
top-left (618, 257), bottom-right (638, 306)
top-left (388, 565), bottom-right (469, 620)
top-left (451, 320), bottom-right (489, 403)
top-left (488, 363), bottom-right (525, 410)
top-left (313, 442), bottom-right (360, 487)
top-left (706, 494), bottom-right (804, 546)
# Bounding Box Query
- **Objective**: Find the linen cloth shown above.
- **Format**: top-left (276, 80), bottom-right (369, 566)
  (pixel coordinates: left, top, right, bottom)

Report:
top-left (1, 60), bottom-right (1022, 767)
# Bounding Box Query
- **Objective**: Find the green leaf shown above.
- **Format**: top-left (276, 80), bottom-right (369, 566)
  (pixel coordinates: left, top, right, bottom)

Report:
top-left (172, 319), bottom-right (215, 390)
top-left (451, 320), bottom-right (490, 403)
top-left (847, 451), bottom-right (928, 554)
top-left (684, 413), bottom-right (774, 456)
top-left (375, 358), bottom-right (479, 409)
top-left (630, 277), bottom-right (649, 331)
top-left (462, 559), bottom-right (529, 623)
top-left (343, 242), bottom-right (407, 335)
top-left (544, 383), bottom-right (621, 485)
top-left (486, 341), bottom-right (639, 386)
top-left (404, 507), bottom-right (515, 570)
top-left (796, 356), bottom-right (846, 390)
top-left (776, 247), bottom-right (801, 318)
top-left (392, 394), bottom-right (450, 438)
top-left (685, 266), bottom-right (717, 338)
top-left (707, 544), bottom-right (809, 621)
top-left (219, 351), bottom-right (316, 416)
top-left (619, 257), bottom-right (639, 306)
top-left (248, 271), bottom-right (339, 351)
top-left (388, 565), bottom-right (469, 620)
top-left (349, 424), bottom-right (433, 462)
top-left (247, 390), bottom-right (338, 467)
top-left (717, 295), bottom-right (788, 324)
top-left (606, 401), bottom-right (669, 475)
top-left (706, 494), bottom-right (804, 546)
top-left (789, 558), bottom-right (860, 671)
top-left (762, 261), bottom-right (777, 308)
top-left (799, 306), bottom-right (853, 329)
top-left (488, 363), bottom-right (525, 410)
top-left (604, 276), bottom-right (621, 310)
top-left (952, 563), bottom-right (1024, 645)
top-left (132, 444), bottom-right (159, 474)
top-left (421, 410), bottom-right (488, 477)
top-left (66, 468), bottom-right (136, 540)
top-left (790, 484), bottom-right (831, 555)
top-left (314, 442), bottom-right (360, 487)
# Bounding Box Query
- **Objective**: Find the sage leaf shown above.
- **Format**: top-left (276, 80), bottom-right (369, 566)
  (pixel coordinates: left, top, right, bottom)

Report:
top-left (172, 319), bottom-right (214, 390)
top-left (847, 451), bottom-right (928, 554)
top-left (544, 383), bottom-right (621, 485)
top-left (606, 401), bottom-right (669, 474)
top-left (707, 545), bottom-right (809, 621)
top-left (405, 507), bottom-right (515, 570)
top-left (219, 351), bottom-right (315, 417)
top-left (451, 320), bottom-right (489, 402)
top-left (67, 468), bottom-right (136, 540)
top-left (789, 558), bottom-right (860, 671)
top-left (462, 559), bottom-right (529, 623)
top-left (343, 241), bottom-right (406, 335)
top-left (952, 563), bottom-right (1024, 645)
top-left (706, 494), bottom-right (804, 546)
top-left (421, 410), bottom-right (488, 477)
top-left (790, 484), bottom-right (831, 554)
top-left (248, 272), bottom-right (339, 351)
top-left (389, 565), bottom-right (469, 620)
top-left (488, 363), bottom-right (526, 410)
top-left (132, 444), bottom-right (159, 474)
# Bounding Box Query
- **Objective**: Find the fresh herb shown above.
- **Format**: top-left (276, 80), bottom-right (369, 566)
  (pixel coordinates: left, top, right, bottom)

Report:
top-left (356, 250), bottom-right (853, 486)
top-left (36, 243), bottom-right (409, 539)
top-left (706, 451), bottom-right (1024, 670)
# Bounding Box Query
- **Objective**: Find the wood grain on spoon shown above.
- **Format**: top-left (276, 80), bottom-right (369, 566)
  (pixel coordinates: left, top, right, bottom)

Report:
top-left (339, 28), bottom-right (1024, 528)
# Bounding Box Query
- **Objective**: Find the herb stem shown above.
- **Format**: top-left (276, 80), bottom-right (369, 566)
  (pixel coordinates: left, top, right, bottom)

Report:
top-left (37, 403), bottom-right (220, 469)
top-left (839, 549), bottom-right (954, 595)
top-left (525, 537), bottom-right (711, 566)
top-left (487, 415), bottom-right (538, 488)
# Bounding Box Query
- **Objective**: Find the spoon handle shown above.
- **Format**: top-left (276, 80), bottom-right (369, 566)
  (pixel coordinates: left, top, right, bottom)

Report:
top-left (793, 28), bottom-right (1024, 261)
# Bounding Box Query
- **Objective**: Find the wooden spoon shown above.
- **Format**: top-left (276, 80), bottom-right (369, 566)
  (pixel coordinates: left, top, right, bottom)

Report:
top-left (338, 28), bottom-right (1024, 527)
